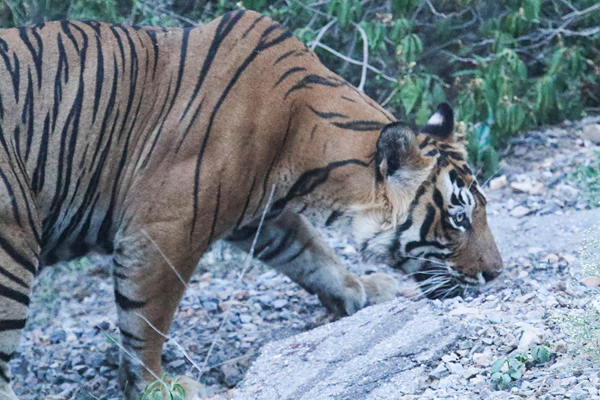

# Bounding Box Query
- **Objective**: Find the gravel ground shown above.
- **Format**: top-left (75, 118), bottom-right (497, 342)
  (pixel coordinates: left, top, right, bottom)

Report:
top-left (8, 118), bottom-right (600, 399)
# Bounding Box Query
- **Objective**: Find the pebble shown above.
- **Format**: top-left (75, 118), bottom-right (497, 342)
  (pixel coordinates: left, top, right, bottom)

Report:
top-left (510, 205), bottom-right (531, 218)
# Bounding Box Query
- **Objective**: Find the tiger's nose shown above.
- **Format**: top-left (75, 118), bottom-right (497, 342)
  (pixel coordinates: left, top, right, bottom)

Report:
top-left (482, 269), bottom-right (501, 282)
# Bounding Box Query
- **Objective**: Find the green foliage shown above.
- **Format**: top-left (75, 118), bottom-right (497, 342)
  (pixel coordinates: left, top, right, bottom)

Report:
top-left (531, 344), bottom-right (551, 363)
top-left (556, 228), bottom-right (600, 361)
top-left (490, 356), bottom-right (523, 389)
top-left (490, 344), bottom-right (554, 389)
top-left (1, 0), bottom-right (599, 175)
top-left (141, 374), bottom-right (186, 400)
top-left (570, 152), bottom-right (600, 208)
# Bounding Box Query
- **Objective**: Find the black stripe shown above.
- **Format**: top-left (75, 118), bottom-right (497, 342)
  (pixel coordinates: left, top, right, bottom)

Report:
top-left (22, 68), bottom-right (34, 160)
top-left (308, 106), bottom-right (347, 119)
top-left (254, 236), bottom-right (276, 256)
top-left (0, 236), bottom-right (36, 275)
top-left (31, 114), bottom-right (50, 194)
top-left (191, 23), bottom-right (293, 235)
top-left (0, 352), bottom-right (12, 363)
top-left (242, 14), bottom-right (265, 38)
top-left (180, 11), bottom-right (245, 122)
top-left (420, 204), bottom-right (436, 240)
top-left (282, 241), bottom-right (311, 264)
top-left (235, 176), bottom-right (257, 228)
top-left (17, 26), bottom-right (43, 90)
top-left (405, 240), bottom-right (445, 254)
top-left (325, 210), bottom-right (343, 226)
top-left (0, 319), bottom-right (26, 332)
top-left (272, 159), bottom-right (370, 211)
top-left (144, 30), bottom-right (160, 79)
top-left (0, 169), bottom-right (22, 226)
top-left (274, 49), bottom-right (296, 64)
top-left (259, 228), bottom-right (297, 262)
top-left (92, 34), bottom-right (104, 123)
top-left (119, 328), bottom-right (145, 342)
top-left (0, 266), bottom-right (29, 289)
top-left (285, 74), bottom-right (343, 99)
top-left (207, 183), bottom-right (222, 246)
top-left (331, 120), bottom-right (385, 132)
top-left (274, 67), bottom-right (306, 87)
top-left (0, 283), bottom-right (29, 306)
top-left (0, 39), bottom-right (21, 101)
top-left (253, 112), bottom-right (294, 217)
top-left (114, 290), bottom-right (146, 311)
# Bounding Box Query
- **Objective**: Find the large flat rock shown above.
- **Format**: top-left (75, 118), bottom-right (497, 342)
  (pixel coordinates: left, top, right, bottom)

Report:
top-left (233, 299), bottom-right (464, 400)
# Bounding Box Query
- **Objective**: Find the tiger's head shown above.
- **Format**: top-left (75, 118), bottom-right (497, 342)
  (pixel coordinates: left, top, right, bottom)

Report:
top-left (355, 103), bottom-right (502, 299)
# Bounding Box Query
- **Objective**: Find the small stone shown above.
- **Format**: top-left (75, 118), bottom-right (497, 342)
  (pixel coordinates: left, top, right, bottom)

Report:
top-left (50, 330), bottom-right (66, 343)
top-left (239, 314), bottom-right (252, 323)
top-left (272, 299), bottom-right (288, 309)
top-left (489, 175), bottom-right (507, 191)
top-left (487, 313), bottom-right (502, 324)
top-left (518, 325), bottom-right (544, 350)
top-left (441, 353), bottom-right (458, 362)
top-left (511, 180), bottom-right (533, 193)
top-left (445, 362), bottom-right (464, 374)
top-left (543, 253), bottom-right (560, 264)
top-left (429, 363), bottom-right (448, 380)
top-left (169, 359), bottom-right (186, 369)
top-left (462, 367), bottom-right (481, 379)
top-left (580, 277), bottom-right (600, 287)
top-left (510, 205), bottom-right (531, 218)
top-left (581, 124), bottom-right (600, 143)
top-left (220, 364), bottom-right (242, 387)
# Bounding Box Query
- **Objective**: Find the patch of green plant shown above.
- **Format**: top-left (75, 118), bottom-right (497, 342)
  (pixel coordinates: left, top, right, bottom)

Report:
top-left (490, 344), bottom-right (554, 389)
top-left (490, 355), bottom-right (523, 389)
top-left (570, 153), bottom-right (600, 208)
top-left (141, 374), bottom-right (186, 400)
top-left (555, 227), bottom-right (600, 361)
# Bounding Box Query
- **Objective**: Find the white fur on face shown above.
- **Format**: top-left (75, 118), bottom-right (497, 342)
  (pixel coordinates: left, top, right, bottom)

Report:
top-left (443, 173), bottom-right (475, 232)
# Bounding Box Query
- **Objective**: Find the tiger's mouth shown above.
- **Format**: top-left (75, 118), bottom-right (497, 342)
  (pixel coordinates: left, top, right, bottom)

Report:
top-left (411, 262), bottom-right (484, 299)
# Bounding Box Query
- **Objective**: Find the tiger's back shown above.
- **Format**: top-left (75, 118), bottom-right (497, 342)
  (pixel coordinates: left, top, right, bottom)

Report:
top-left (0, 10), bottom-right (501, 399)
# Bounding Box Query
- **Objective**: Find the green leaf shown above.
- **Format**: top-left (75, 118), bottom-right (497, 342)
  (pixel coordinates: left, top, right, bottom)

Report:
top-left (400, 78), bottom-right (421, 114)
top-left (491, 357), bottom-right (506, 374)
top-left (509, 369), bottom-right (522, 380)
top-left (524, 0), bottom-right (541, 22)
top-left (242, 0), bottom-right (267, 11)
top-left (531, 345), bottom-right (551, 363)
top-left (415, 103), bottom-right (432, 125)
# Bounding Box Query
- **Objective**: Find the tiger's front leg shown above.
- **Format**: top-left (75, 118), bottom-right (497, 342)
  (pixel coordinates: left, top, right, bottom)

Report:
top-left (227, 211), bottom-right (398, 317)
top-left (111, 223), bottom-right (204, 399)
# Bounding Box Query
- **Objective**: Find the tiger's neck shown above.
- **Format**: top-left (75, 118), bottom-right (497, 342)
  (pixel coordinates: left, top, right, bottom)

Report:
top-left (273, 81), bottom-right (395, 226)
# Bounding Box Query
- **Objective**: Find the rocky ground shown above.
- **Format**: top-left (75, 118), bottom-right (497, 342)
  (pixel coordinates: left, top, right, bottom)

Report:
top-left (8, 117), bottom-right (600, 399)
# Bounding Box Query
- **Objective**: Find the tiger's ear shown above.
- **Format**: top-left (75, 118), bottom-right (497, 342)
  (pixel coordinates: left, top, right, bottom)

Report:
top-left (421, 102), bottom-right (454, 142)
top-left (376, 122), bottom-right (429, 183)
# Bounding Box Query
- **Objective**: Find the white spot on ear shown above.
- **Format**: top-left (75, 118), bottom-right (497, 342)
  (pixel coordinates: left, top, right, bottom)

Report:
top-left (426, 111), bottom-right (444, 126)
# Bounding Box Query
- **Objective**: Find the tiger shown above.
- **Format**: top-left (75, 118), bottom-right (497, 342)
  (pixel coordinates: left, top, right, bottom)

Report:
top-left (0, 10), bottom-right (502, 399)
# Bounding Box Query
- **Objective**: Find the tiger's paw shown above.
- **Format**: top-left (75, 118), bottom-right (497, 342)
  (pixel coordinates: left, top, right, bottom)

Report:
top-left (317, 273), bottom-right (367, 317)
top-left (360, 272), bottom-right (399, 306)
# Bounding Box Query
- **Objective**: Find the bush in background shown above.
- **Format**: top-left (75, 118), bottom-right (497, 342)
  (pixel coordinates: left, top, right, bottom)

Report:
top-left (1, 0), bottom-right (599, 174)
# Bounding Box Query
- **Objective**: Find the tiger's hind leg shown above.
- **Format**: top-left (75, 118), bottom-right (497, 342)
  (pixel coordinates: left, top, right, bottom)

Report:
top-left (0, 176), bottom-right (40, 399)
top-left (110, 224), bottom-right (203, 399)
top-left (227, 211), bottom-right (398, 317)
